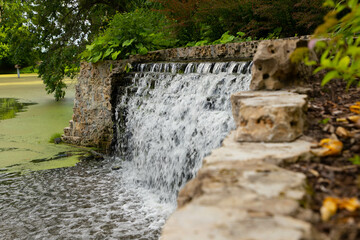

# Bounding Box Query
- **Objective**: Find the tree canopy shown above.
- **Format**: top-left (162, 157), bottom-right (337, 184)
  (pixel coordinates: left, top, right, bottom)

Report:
top-left (0, 0), bottom-right (328, 100)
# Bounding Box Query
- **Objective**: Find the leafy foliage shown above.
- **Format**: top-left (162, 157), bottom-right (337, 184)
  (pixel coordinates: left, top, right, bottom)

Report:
top-left (29, 0), bottom-right (124, 100)
top-left (151, 0), bottom-right (327, 44)
top-left (349, 155), bottom-right (360, 165)
top-left (81, 9), bottom-right (175, 62)
top-left (1, 0), bottom-right (329, 100)
top-left (0, 1), bottom-right (39, 68)
top-left (295, 0), bottom-right (360, 88)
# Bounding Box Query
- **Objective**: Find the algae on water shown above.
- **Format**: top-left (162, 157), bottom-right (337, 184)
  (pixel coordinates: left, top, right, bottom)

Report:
top-left (0, 98), bottom-right (36, 120)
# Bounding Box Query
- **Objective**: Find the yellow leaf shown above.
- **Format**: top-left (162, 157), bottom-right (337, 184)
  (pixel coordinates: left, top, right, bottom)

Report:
top-left (321, 197), bottom-right (338, 221)
top-left (348, 115), bottom-right (360, 123)
top-left (336, 118), bottom-right (348, 123)
top-left (338, 198), bottom-right (360, 212)
top-left (350, 105), bottom-right (360, 114)
top-left (319, 138), bottom-right (343, 156)
top-left (350, 102), bottom-right (360, 114)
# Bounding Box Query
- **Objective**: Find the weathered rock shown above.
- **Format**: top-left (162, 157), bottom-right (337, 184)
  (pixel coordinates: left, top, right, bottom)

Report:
top-left (177, 160), bottom-right (307, 208)
top-left (162, 151), bottom-right (317, 240)
top-left (62, 60), bottom-right (128, 151)
top-left (204, 131), bottom-right (312, 166)
top-left (162, 204), bottom-right (315, 240)
top-left (231, 91), bottom-right (307, 142)
top-left (250, 39), bottom-right (311, 90)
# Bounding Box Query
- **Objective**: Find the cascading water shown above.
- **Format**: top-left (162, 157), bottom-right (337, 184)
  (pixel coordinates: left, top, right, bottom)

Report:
top-left (0, 61), bottom-right (252, 239)
top-left (114, 61), bottom-right (252, 204)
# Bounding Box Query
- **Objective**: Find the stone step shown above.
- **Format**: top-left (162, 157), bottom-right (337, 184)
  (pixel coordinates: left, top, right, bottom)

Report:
top-left (231, 91), bottom-right (307, 142)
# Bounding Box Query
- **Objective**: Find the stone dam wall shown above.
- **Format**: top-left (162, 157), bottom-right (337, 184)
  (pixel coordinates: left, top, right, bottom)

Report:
top-left (62, 40), bottom-right (261, 151)
top-left (62, 36), bottom-right (311, 151)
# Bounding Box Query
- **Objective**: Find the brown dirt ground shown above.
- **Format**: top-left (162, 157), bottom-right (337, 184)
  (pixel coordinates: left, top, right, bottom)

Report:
top-left (283, 80), bottom-right (360, 240)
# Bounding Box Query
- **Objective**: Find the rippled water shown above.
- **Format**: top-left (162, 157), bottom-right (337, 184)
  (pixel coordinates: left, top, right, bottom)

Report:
top-left (0, 158), bottom-right (172, 240)
top-left (0, 62), bottom-right (251, 239)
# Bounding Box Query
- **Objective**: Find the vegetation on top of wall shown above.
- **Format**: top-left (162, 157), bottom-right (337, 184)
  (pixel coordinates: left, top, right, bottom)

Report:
top-left (81, 9), bottom-right (175, 63)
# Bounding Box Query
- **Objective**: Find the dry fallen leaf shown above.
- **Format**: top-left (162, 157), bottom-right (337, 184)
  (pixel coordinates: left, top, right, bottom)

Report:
top-left (336, 118), bottom-right (348, 123)
top-left (320, 197), bottom-right (360, 221)
top-left (335, 126), bottom-right (352, 138)
top-left (309, 169), bottom-right (320, 177)
top-left (350, 102), bottom-right (360, 114)
top-left (338, 198), bottom-right (360, 212)
top-left (318, 138), bottom-right (343, 156)
top-left (321, 197), bottom-right (338, 221)
top-left (348, 115), bottom-right (360, 123)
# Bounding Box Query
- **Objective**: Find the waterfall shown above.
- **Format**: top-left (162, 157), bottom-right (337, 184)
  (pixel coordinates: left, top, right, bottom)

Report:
top-left (113, 61), bottom-right (252, 205)
top-left (0, 61), bottom-right (253, 240)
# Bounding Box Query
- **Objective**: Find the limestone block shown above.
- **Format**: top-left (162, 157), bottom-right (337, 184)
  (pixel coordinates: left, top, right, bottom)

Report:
top-left (204, 131), bottom-right (312, 165)
top-left (231, 91), bottom-right (307, 142)
top-left (178, 160), bottom-right (306, 207)
top-left (250, 39), bottom-right (310, 90)
top-left (161, 204), bottom-right (316, 240)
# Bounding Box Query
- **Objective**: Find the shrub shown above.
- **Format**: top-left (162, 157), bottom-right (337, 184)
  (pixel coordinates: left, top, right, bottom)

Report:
top-left (81, 8), bottom-right (175, 63)
top-left (151, 0), bottom-right (326, 43)
top-left (293, 0), bottom-right (360, 88)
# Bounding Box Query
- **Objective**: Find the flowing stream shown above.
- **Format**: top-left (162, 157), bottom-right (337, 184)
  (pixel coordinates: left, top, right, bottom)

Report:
top-left (0, 62), bottom-right (251, 239)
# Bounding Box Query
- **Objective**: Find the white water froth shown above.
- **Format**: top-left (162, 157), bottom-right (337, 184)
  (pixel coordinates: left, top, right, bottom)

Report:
top-left (114, 61), bottom-right (251, 209)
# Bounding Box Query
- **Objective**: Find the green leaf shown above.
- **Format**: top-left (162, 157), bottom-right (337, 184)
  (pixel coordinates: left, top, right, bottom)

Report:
top-left (323, 0), bottom-right (335, 7)
top-left (102, 48), bottom-right (113, 59)
top-left (320, 49), bottom-right (330, 63)
top-left (349, 155), bottom-right (360, 165)
top-left (138, 46), bottom-right (148, 55)
top-left (111, 51), bottom-right (121, 60)
top-left (315, 41), bottom-right (327, 49)
top-left (237, 31), bottom-right (246, 37)
top-left (219, 32), bottom-right (235, 44)
top-left (319, 118), bottom-right (330, 125)
top-left (338, 56), bottom-right (350, 70)
top-left (348, 0), bottom-right (357, 9)
top-left (92, 52), bottom-right (102, 63)
top-left (305, 60), bottom-right (317, 66)
top-left (110, 63), bottom-right (113, 72)
top-left (321, 70), bottom-right (340, 86)
top-left (122, 39), bottom-right (135, 47)
top-left (314, 66), bottom-right (326, 74)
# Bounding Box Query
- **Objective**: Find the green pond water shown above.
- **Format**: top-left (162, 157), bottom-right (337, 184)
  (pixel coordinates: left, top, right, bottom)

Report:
top-left (0, 74), bottom-right (85, 172)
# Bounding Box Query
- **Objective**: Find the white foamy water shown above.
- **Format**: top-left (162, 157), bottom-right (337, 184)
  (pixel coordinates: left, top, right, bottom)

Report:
top-left (114, 61), bottom-right (252, 213)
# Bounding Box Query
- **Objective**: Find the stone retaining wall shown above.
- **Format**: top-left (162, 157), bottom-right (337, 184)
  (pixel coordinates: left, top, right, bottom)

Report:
top-left (62, 60), bottom-right (127, 151)
top-left (62, 36), bottom-right (310, 151)
top-left (61, 40), bottom-right (263, 150)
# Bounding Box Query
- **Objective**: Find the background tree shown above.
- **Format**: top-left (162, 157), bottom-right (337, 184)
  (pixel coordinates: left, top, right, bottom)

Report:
top-left (29, 0), bottom-right (149, 100)
top-left (0, 0), bottom-right (38, 71)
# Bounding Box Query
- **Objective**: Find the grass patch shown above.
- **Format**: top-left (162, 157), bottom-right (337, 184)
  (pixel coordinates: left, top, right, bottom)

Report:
top-left (21, 66), bottom-right (38, 74)
top-left (49, 133), bottom-right (62, 143)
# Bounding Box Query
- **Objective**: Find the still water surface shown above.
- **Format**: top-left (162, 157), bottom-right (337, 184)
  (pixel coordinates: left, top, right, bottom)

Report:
top-left (0, 74), bottom-right (81, 172)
